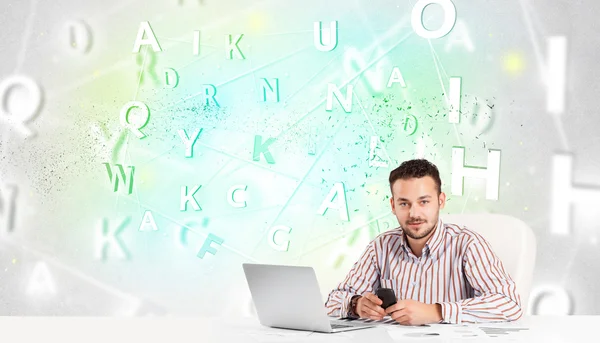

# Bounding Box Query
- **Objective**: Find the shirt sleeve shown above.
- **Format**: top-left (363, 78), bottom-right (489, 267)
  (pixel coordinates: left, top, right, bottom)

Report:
top-left (324, 241), bottom-right (381, 318)
top-left (437, 234), bottom-right (523, 324)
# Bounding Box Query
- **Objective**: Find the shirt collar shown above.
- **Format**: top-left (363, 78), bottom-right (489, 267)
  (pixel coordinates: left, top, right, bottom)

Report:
top-left (425, 217), bottom-right (445, 257)
top-left (400, 217), bottom-right (445, 257)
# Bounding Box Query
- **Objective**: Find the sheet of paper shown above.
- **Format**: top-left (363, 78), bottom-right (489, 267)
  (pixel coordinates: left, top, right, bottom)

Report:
top-left (383, 322), bottom-right (489, 341)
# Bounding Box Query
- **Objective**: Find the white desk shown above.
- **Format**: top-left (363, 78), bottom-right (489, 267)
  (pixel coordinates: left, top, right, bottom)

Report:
top-left (0, 315), bottom-right (594, 342)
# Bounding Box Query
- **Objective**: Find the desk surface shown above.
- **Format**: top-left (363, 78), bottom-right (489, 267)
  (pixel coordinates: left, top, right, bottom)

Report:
top-left (0, 315), bottom-right (594, 342)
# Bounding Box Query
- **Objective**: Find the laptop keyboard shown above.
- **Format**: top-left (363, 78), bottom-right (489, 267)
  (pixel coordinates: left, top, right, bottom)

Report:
top-left (330, 323), bottom-right (353, 329)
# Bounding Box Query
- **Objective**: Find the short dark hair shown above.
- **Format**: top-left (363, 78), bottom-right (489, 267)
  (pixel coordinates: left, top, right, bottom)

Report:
top-left (389, 159), bottom-right (442, 195)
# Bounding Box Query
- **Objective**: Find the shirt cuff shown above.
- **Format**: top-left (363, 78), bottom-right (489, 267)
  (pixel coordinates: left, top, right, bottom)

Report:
top-left (342, 293), bottom-right (359, 319)
top-left (438, 302), bottom-right (462, 324)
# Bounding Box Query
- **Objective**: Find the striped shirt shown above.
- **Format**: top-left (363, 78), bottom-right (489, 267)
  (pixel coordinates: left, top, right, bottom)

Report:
top-left (324, 219), bottom-right (523, 324)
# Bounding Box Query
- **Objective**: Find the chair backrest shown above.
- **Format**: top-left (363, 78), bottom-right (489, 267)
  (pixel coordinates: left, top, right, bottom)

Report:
top-left (441, 213), bottom-right (536, 314)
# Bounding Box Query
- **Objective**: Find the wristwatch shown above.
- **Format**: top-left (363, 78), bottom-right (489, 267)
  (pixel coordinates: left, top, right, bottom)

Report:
top-left (349, 295), bottom-right (361, 317)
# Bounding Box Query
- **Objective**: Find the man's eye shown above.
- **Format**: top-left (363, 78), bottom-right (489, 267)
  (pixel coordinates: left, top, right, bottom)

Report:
top-left (400, 203), bottom-right (407, 207)
top-left (421, 201), bottom-right (429, 204)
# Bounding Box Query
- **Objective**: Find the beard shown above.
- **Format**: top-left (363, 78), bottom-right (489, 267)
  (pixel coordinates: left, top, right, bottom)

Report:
top-left (402, 218), bottom-right (437, 240)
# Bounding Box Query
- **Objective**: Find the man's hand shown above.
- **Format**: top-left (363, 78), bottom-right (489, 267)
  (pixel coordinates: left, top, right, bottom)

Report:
top-left (355, 292), bottom-right (386, 320)
top-left (385, 299), bottom-right (442, 326)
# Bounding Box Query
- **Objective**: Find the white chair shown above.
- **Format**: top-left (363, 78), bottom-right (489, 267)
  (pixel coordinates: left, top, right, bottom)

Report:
top-left (441, 213), bottom-right (537, 314)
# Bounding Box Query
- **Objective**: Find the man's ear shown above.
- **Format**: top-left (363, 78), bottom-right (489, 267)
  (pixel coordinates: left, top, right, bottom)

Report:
top-left (390, 196), bottom-right (395, 213)
top-left (439, 192), bottom-right (446, 209)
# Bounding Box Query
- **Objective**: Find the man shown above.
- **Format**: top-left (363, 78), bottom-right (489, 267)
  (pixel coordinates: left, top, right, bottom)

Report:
top-left (325, 159), bottom-right (522, 325)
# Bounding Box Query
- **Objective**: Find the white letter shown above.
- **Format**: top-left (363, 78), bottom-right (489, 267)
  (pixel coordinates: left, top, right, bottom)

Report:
top-left (95, 217), bottom-right (130, 261)
top-left (313, 21), bottom-right (338, 52)
top-left (178, 128), bottom-right (203, 157)
top-left (0, 182), bottom-right (17, 234)
top-left (180, 185), bottom-right (202, 211)
top-left (228, 185), bottom-right (248, 208)
top-left (193, 30), bottom-right (201, 55)
top-left (369, 136), bottom-right (389, 168)
top-left (411, 0), bottom-right (457, 39)
top-left (132, 21), bottom-right (162, 53)
top-left (326, 83), bottom-right (353, 113)
top-left (452, 147), bottom-right (501, 200)
top-left (225, 34), bottom-right (245, 59)
top-left (27, 262), bottom-right (56, 296)
top-left (268, 225), bottom-right (292, 252)
top-left (448, 77), bottom-right (462, 123)
top-left (387, 67), bottom-right (407, 88)
top-left (139, 210), bottom-right (158, 231)
top-left (317, 182), bottom-right (349, 221)
top-left (445, 19), bottom-right (474, 52)
top-left (549, 154), bottom-right (600, 236)
top-left (261, 78), bottom-right (280, 102)
top-left (546, 36), bottom-right (567, 115)
top-left (164, 68), bottom-right (179, 88)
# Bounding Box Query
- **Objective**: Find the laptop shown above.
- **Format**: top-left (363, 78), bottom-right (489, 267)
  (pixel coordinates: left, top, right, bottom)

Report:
top-left (242, 263), bottom-right (375, 333)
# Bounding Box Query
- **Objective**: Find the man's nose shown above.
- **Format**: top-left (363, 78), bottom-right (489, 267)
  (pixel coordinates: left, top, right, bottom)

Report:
top-left (409, 205), bottom-right (418, 218)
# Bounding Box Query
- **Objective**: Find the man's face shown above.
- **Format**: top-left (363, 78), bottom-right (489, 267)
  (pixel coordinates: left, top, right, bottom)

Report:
top-left (390, 176), bottom-right (446, 241)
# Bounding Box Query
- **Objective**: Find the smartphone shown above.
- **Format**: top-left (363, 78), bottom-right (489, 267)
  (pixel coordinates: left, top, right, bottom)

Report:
top-left (375, 287), bottom-right (397, 309)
